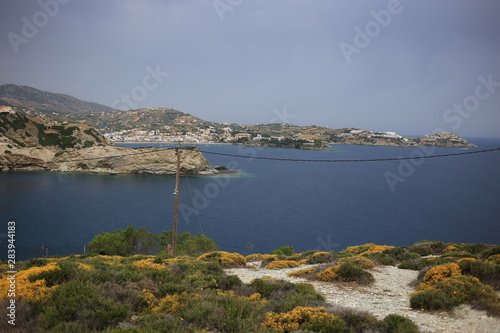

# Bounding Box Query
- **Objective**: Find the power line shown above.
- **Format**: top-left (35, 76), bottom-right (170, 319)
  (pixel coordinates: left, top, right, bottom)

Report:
top-left (2, 146), bottom-right (499, 168)
top-left (2, 147), bottom-right (168, 167)
top-left (199, 147), bottom-right (500, 162)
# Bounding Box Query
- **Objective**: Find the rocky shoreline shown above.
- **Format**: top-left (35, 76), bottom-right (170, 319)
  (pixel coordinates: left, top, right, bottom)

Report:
top-left (0, 144), bottom-right (234, 176)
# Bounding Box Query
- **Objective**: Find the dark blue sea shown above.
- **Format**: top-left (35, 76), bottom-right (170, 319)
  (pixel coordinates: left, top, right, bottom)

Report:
top-left (1, 138), bottom-right (500, 260)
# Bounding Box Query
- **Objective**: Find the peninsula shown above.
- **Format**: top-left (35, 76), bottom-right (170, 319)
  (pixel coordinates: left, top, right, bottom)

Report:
top-left (0, 110), bottom-right (229, 175)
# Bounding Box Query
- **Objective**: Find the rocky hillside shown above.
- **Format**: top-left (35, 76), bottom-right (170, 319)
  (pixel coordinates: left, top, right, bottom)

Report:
top-left (0, 84), bottom-right (116, 115)
top-left (0, 111), bottom-right (107, 150)
top-left (88, 107), bottom-right (207, 132)
top-left (0, 111), bottom-right (229, 175)
top-left (0, 144), bottom-right (223, 175)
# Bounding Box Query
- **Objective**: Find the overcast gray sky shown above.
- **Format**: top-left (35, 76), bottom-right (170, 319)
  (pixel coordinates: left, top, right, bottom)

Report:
top-left (1, 0), bottom-right (499, 137)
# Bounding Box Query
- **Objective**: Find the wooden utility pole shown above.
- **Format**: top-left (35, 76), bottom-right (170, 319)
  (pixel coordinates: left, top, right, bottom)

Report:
top-left (172, 142), bottom-right (181, 256)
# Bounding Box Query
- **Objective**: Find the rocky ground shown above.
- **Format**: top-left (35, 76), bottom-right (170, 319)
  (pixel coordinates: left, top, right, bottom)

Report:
top-left (225, 263), bottom-right (500, 333)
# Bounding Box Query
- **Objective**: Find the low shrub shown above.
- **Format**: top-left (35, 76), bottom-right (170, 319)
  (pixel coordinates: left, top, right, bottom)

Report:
top-left (179, 292), bottom-right (263, 333)
top-left (462, 243), bottom-right (490, 255)
top-left (250, 278), bottom-right (325, 313)
top-left (272, 245), bottom-right (295, 256)
top-left (198, 251), bottom-right (246, 268)
top-left (317, 263), bottom-right (373, 284)
top-left (334, 262), bottom-right (374, 284)
top-left (287, 268), bottom-right (318, 278)
top-left (219, 275), bottom-right (243, 290)
top-left (365, 252), bottom-right (396, 266)
top-left (412, 241), bottom-right (447, 254)
top-left (410, 290), bottom-right (459, 311)
top-left (434, 275), bottom-right (497, 304)
top-left (134, 314), bottom-right (198, 333)
top-left (316, 265), bottom-right (340, 282)
top-left (409, 247), bottom-right (432, 257)
top-left (246, 254), bottom-right (278, 262)
top-left (38, 279), bottom-right (130, 330)
top-left (337, 255), bottom-right (375, 269)
top-left (343, 243), bottom-right (394, 255)
top-left (419, 263), bottom-right (461, 289)
top-left (382, 314), bottom-right (420, 333)
top-left (457, 258), bottom-right (500, 288)
top-left (398, 260), bottom-right (422, 270)
top-left (335, 308), bottom-right (380, 332)
top-left (260, 306), bottom-right (340, 333)
top-left (265, 260), bottom-right (301, 270)
top-left (306, 251), bottom-right (337, 264)
top-left (486, 254), bottom-right (500, 266)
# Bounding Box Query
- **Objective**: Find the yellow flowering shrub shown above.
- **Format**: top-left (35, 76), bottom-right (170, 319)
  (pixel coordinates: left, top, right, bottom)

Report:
top-left (261, 306), bottom-right (338, 332)
top-left (443, 245), bottom-right (458, 253)
top-left (433, 275), bottom-right (494, 303)
top-left (151, 292), bottom-right (200, 314)
top-left (162, 257), bottom-right (196, 266)
top-left (138, 289), bottom-right (157, 312)
top-left (337, 255), bottom-right (375, 269)
top-left (198, 251), bottom-right (246, 268)
top-left (316, 265), bottom-right (340, 282)
top-left (264, 260), bottom-right (300, 270)
top-left (0, 262), bottom-right (60, 302)
top-left (312, 251), bottom-right (330, 257)
top-left (287, 267), bottom-right (318, 277)
top-left (418, 263), bottom-right (461, 290)
top-left (344, 243), bottom-right (394, 255)
top-left (76, 263), bottom-right (94, 270)
top-left (214, 290), bottom-right (266, 304)
top-left (456, 258), bottom-right (477, 265)
top-left (131, 258), bottom-right (165, 270)
top-left (486, 254), bottom-right (500, 266)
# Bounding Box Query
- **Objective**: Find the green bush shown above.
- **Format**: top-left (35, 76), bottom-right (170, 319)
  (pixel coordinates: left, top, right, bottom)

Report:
top-left (409, 247), bottom-right (432, 256)
top-left (28, 261), bottom-right (76, 287)
top-left (410, 291), bottom-right (460, 311)
top-left (462, 243), bottom-right (490, 255)
top-left (271, 245), bottom-right (295, 256)
top-left (38, 280), bottom-right (130, 330)
top-left (365, 253), bottom-right (396, 266)
top-left (250, 278), bottom-right (325, 313)
top-left (457, 259), bottom-right (498, 284)
top-left (398, 260), bottom-right (421, 270)
top-left (307, 252), bottom-right (337, 264)
top-left (179, 292), bottom-right (263, 333)
top-left (134, 314), bottom-right (198, 333)
top-left (382, 314), bottom-right (420, 333)
top-left (219, 275), bottom-right (243, 290)
top-left (83, 140), bottom-right (94, 147)
top-left (337, 309), bottom-right (380, 332)
top-left (335, 262), bottom-right (374, 284)
top-left (47, 321), bottom-right (90, 333)
top-left (301, 319), bottom-right (351, 333)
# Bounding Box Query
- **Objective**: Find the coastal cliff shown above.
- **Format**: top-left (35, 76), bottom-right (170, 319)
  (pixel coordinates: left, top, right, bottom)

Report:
top-left (0, 144), bottom-right (225, 175)
top-left (0, 111), bottom-right (227, 175)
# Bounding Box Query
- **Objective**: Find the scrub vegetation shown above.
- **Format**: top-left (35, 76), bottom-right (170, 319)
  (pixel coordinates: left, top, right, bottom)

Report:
top-left (1, 230), bottom-right (499, 332)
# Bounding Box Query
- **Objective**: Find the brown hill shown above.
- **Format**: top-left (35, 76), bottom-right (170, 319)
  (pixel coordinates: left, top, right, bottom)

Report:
top-left (0, 84), bottom-right (116, 115)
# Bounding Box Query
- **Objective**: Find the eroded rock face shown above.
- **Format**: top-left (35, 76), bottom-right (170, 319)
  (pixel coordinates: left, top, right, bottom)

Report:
top-left (0, 144), bottom-right (221, 175)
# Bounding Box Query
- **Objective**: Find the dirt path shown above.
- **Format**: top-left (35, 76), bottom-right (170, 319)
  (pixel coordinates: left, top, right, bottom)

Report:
top-left (225, 263), bottom-right (500, 333)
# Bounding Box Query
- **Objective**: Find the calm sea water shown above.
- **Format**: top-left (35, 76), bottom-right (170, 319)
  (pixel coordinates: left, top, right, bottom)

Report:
top-left (1, 138), bottom-right (499, 260)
